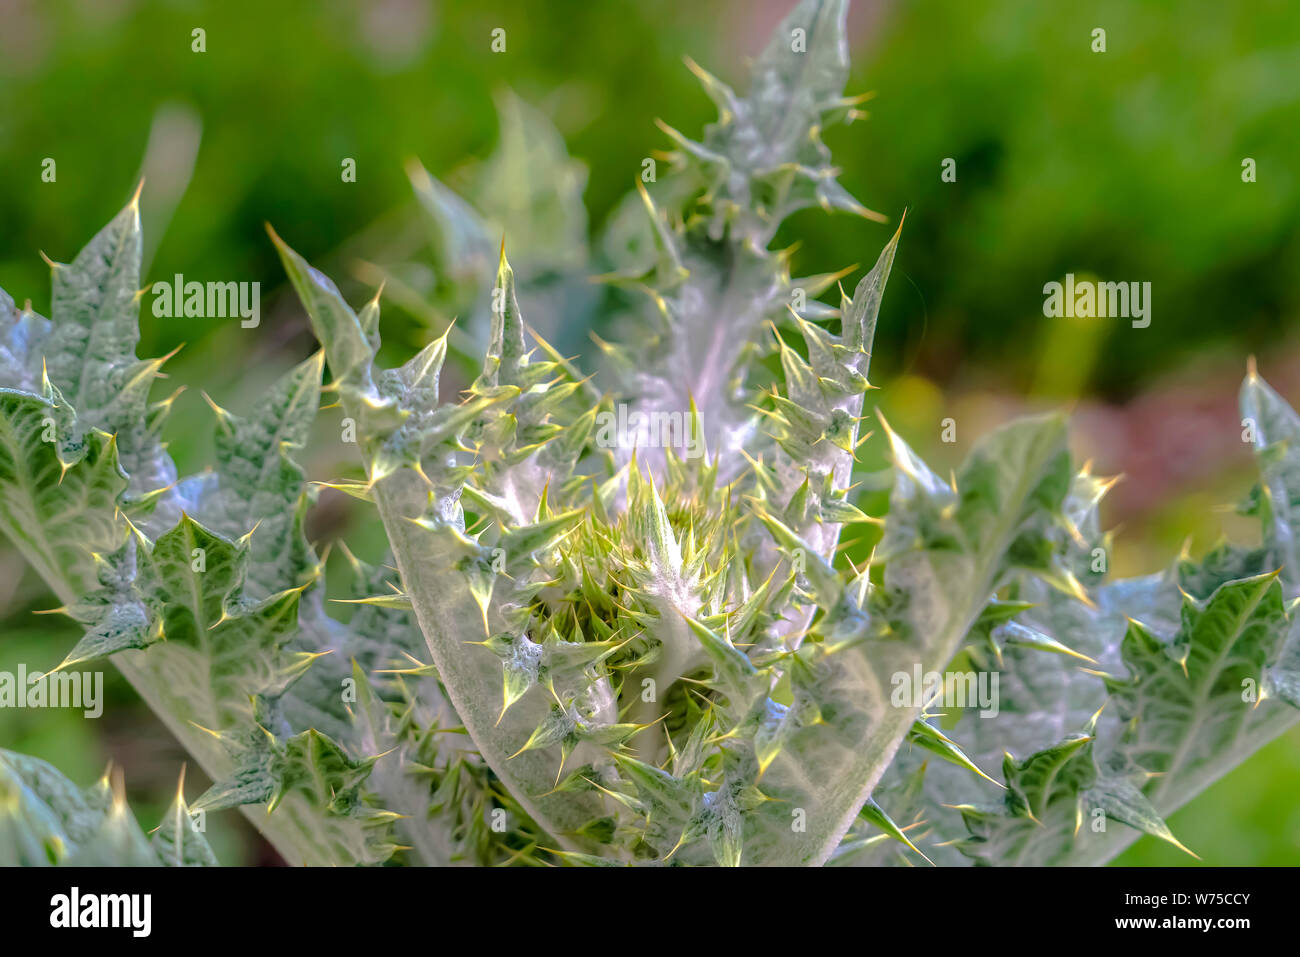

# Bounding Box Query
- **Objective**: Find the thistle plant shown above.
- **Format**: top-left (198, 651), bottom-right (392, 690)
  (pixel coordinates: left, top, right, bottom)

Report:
top-left (2, 0), bottom-right (1298, 867)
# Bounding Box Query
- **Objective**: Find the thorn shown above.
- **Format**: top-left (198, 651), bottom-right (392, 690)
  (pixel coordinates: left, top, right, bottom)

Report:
top-left (200, 390), bottom-right (232, 423)
top-left (410, 458), bottom-right (434, 489)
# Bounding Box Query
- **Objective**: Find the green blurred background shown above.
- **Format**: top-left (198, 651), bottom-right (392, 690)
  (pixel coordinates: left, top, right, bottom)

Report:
top-left (1, 0), bottom-right (1298, 865)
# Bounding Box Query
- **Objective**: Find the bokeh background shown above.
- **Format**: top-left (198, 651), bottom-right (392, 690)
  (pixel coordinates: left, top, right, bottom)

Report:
top-left (2, 0), bottom-right (1298, 865)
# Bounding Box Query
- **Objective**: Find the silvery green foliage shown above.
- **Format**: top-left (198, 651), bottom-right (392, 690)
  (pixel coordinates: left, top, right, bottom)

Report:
top-left (845, 374), bottom-right (1300, 867)
top-left (600, 0), bottom-right (883, 474)
top-left (974, 374), bottom-right (1299, 866)
top-left (1, 0), bottom-right (1297, 867)
top-left (0, 750), bottom-right (215, 866)
top-left (0, 198), bottom-right (525, 866)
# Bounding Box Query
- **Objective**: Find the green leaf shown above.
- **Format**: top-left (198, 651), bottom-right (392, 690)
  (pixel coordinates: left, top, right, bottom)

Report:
top-left (405, 90), bottom-right (591, 354)
top-left (0, 749), bottom-right (216, 866)
top-left (0, 389), bottom-right (128, 597)
top-left (40, 196), bottom-right (177, 506)
top-left (151, 771), bottom-right (219, 867)
top-left (1241, 366), bottom-right (1300, 585)
top-left (276, 234), bottom-right (613, 858)
top-left (1112, 574), bottom-right (1288, 805)
top-left (723, 414), bottom-right (1071, 865)
top-left (199, 351), bottom-right (323, 597)
top-left (925, 399), bottom-right (1300, 866)
top-left (601, 0), bottom-right (882, 472)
